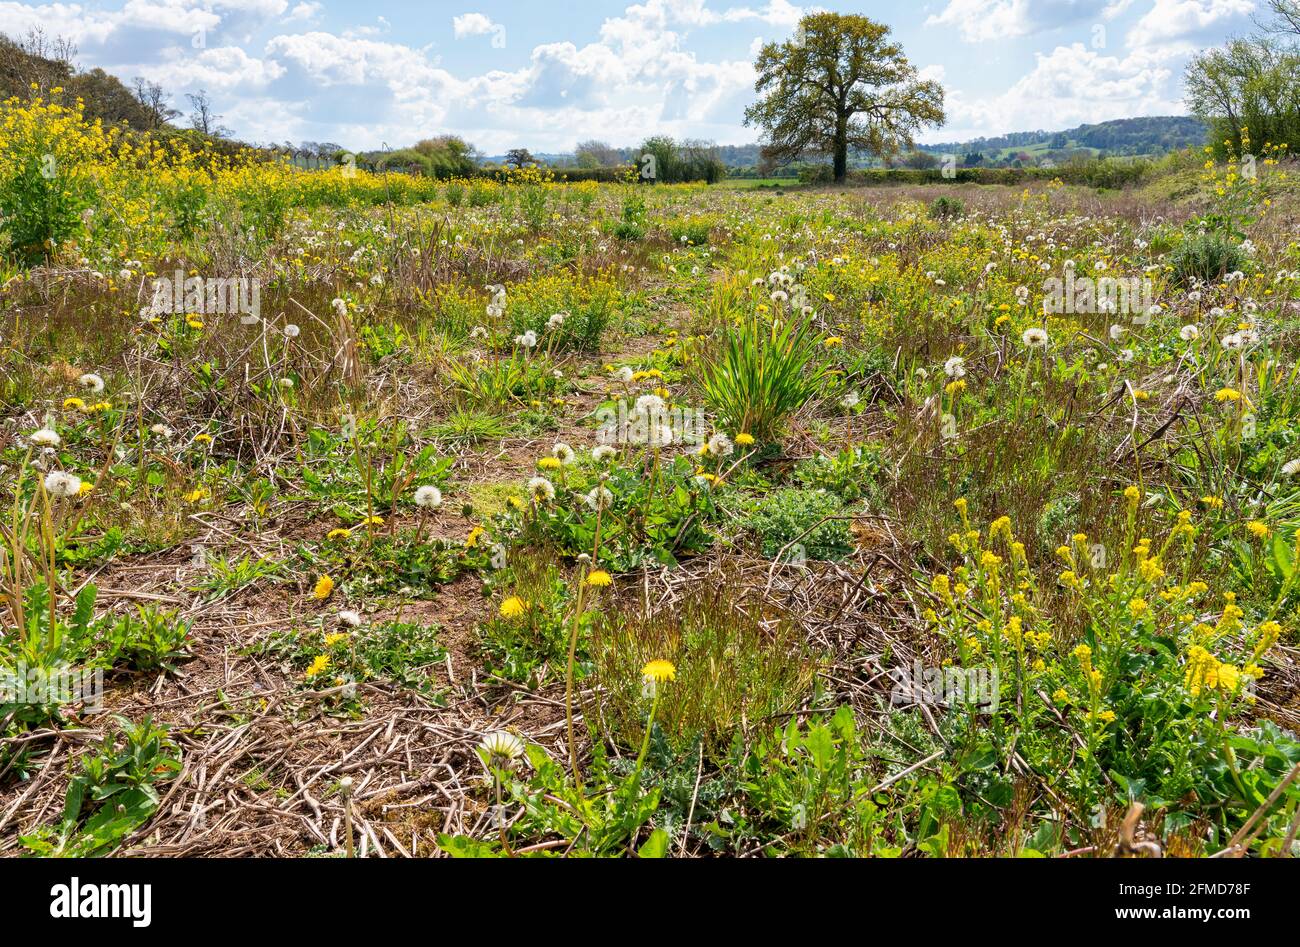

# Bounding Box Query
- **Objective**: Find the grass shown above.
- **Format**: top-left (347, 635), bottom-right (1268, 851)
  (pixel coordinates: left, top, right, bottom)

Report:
top-left (3, 88), bottom-right (1299, 859)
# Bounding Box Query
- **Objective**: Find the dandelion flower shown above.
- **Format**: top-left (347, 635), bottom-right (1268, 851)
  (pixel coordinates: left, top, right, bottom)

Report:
top-left (1282, 458), bottom-right (1300, 477)
top-left (552, 442), bottom-right (576, 465)
top-left (499, 595), bottom-right (526, 619)
top-left (943, 356), bottom-right (966, 378)
top-left (414, 485), bottom-right (443, 509)
top-left (327, 528), bottom-right (352, 540)
top-left (305, 655), bottom-right (330, 679)
top-left (707, 433), bottom-right (734, 457)
top-left (584, 486), bottom-right (614, 511)
top-left (43, 471), bottom-right (82, 498)
top-left (1021, 327), bottom-right (1049, 348)
top-left (150, 423), bottom-right (173, 438)
top-left (30, 428), bottom-right (61, 448)
top-left (78, 373), bottom-right (105, 394)
top-left (642, 659), bottom-right (677, 683)
top-left (480, 730), bottom-right (525, 763)
top-left (587, 569), bottom-right (613, 587)
top-left (313, 575), bottom-right (335, 600)
top-left (592, 444), bottom-right (617, 462)
top-left (735, 432), bottom-right (755, 446)
top-left (1179, 325), bottom-right (1200, 341)
top-left (527, 477), bottom-right (556, 503)
top-left (338, 610), bottom-right (362, 628)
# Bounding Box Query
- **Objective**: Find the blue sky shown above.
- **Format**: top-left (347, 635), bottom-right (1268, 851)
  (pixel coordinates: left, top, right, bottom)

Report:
top-left (0, 0), bottom-right (1258, 151)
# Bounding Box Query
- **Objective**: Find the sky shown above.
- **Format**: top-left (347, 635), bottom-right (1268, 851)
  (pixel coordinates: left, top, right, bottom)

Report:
top-left (0, 0), bottom-right (1262, 152)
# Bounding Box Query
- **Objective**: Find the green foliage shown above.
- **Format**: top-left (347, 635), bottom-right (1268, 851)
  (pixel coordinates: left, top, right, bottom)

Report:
top-left (19, 716), bottom-right (180, 856)
top-left (1169, 231), bottom-right (1247, 285)
top-left (748, 488), bottom-right (853, 561)
top-left (694, 313), bottom-right (827, 442)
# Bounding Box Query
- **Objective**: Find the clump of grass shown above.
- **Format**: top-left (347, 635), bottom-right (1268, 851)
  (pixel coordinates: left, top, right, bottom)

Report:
top-left (590, 575), bottom-right (818, 757)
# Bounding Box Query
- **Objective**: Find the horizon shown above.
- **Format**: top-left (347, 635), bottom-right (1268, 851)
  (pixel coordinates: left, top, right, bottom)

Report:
top-left (0, 1), bottom-right (1255, 153)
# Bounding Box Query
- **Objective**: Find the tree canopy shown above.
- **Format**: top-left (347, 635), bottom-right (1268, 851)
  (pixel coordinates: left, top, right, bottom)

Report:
top-left (744, 13), bottom-right (945, 182)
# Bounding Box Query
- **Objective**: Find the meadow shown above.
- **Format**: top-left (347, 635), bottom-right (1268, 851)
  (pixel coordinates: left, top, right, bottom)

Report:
top-left (2, 94), bottom-right (1299, 858)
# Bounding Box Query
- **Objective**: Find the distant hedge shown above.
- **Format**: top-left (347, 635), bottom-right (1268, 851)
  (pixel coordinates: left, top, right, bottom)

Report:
top-left (799, 161), bottom-right (1154, 189)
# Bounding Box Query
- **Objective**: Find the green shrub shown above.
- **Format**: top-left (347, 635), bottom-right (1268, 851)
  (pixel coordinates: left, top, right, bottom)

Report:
top-left (749, 488), bottom-right (852, 561)
top-left (928, 196), bottom-right (965, 219)
top-left (1170, 231), bottom-right (1247, 285)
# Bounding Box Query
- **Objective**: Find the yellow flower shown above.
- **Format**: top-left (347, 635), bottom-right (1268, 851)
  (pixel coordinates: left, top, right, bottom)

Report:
top-left (1200, 495), bottom-right (1224, 509)
top-left (305, 655), bottom-right (330, 679)
top-left (323, 632), bottom-right (349, 647)
top-left (183, 488), bottom-right (208, 503)
top-left (1214, 387), bottom-right (1242, 402)
top-left (735, 432), bottom-right (754, 446)
top-left (538, 457), bottom-right (562, 470)
top-left (313, 575), bottom-right (335, 600)
top-left (327, 528), bottom-right (352, 540)
top-left (1095, 709), bottom-right (1116, 724)
top-left (466, 526), bottom-right (485, 548)
top-left (1246, 520), bottom-right (1271, 540)
top-left (642, 659), bottom-right (676, 683)
top-left (1052, 688), bottom-right (1069, 705)
top-left (499, 595), bottom-right (526, 619)
top-left (194, 433), bottom-right (213, 444)
top-left (63, 397), bottom-right (86, 411)
top-left (586, 569), bottom-right (612, 587)
top-left (823, 336), bottom-right (842, 348)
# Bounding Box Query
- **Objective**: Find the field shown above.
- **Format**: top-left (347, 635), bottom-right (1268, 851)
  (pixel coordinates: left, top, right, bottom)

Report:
top-left (2, 96), bottom-right (1300, 859)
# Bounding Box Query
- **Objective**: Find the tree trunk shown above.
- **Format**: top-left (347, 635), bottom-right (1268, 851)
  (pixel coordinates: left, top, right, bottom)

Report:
top-left (833, 113), bottom-right (848, 183)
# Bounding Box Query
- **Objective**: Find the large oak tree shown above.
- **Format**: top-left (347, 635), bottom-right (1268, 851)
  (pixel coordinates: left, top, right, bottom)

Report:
top-left (744, 13), bottom-right (945, 183)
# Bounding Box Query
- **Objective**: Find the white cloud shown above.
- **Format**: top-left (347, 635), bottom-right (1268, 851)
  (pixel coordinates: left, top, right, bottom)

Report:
top-left (1128, 0), bottom-right (1253, 49)
top-left (930, 42), bottom-right (1180, 141)
top-left (452, 12), bottom-right (501, 38)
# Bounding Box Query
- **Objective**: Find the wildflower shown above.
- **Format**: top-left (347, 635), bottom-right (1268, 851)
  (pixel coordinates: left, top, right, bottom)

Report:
top-left (584, 486), bottom-right (614, 511)
top-left (305, 655), bottom-right (331, 679)
top-left (43, 471), bottom-right (82, 498)
top-left (592, 445), bottom-right (617, 462)
top-left (642, 659), bottom-right (676, 683)
top-left (1247, 520), bottom-right (1271, 540)
top-left (515, 330), bottom-right (538, 348)
top-left (194, 433), bottom-right (213, 445)
top-left (184, 488), bottom-right (208, 503)
top-left (945, 379), bottom-right (966, 396)
top-left (465, 526), bottom-right (485, 548)
top-left (30, 428), bottom-right (61, 448)
top-left (1283, 458), bottom-right (1300, 477)
top-left (537, 456), bottom-right (562, 471)
top-left (327, 528), bottom-right (352, 540)
top-left (1021, 327), bottom-right (1049, 348)
top-left (480, 731), bottom-right (526, 763)
top-left (552, 442), bottom-right (576, 465)
top-left (527, 477), bottom-right (556, 503)
top-left (943, 356), bottom-right (966, 378)
top-left (283, 324), bottom-right (301, 339)
top-left (323, 632), bottom-right (349, 648)
top-left (313, 576), bottom-right (335, 600)
top-left (78, 373), bottom-right (105, 394)
top-left (1095, 709), bottom-right (1117, 725)
top-left (1179, 325), bottom-right (1200, 341)
top-left (1200, 495), bottom-right (1224, 510)
top-left (1214, 387), bottom-right (1242, 403)
top-left (707, 433), bottom-right (734, 457)
top-left (414, 485), bottom-right (443, 509)
top-left (63, 397), bottom-right (86, 411)
top-left (1052, 688), bottom-right (1069, 705)
top-left (823, 336), bottom-right (843, 348)
top-left (499, 596), bottom-right (526, 619)
top-left (338, 610), bottom-right (362, 627)
top-left (150, 423), bottom-right (173, 438)
top-left (735, 432), bottom-right (755, 446)
top-left (586, 570), bottom-right (613, 588)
